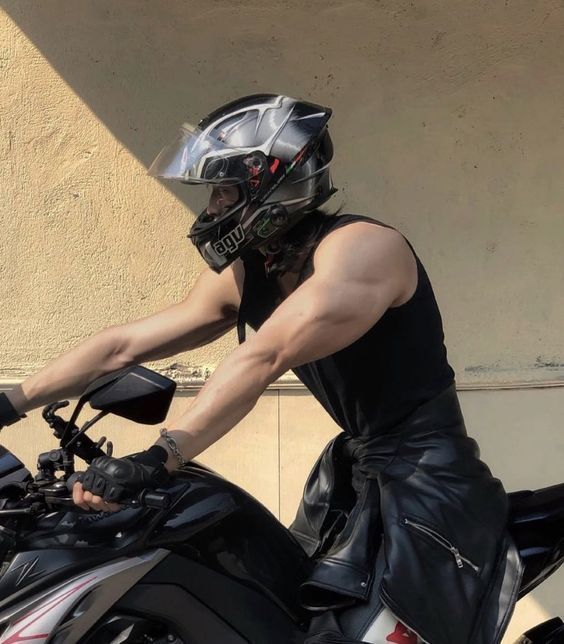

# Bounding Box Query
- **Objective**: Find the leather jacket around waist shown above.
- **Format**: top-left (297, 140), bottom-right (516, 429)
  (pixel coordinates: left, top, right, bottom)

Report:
top-left (290, 385), bottom-right (523, 644)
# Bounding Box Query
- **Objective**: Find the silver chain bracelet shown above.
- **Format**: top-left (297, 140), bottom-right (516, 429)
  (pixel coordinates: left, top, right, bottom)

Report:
top-left (159, 428), bottom-right (188, 468)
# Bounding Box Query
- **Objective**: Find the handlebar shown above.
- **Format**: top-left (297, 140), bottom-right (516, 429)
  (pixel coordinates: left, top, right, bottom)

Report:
top-left (66, 472), bottom-right (171, 510)
top-left (133, 489), bottom-right (171, 510)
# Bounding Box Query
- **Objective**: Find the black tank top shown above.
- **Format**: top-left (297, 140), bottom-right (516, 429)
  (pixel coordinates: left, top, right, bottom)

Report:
top-left (238, 214), bottom-right (455, 436)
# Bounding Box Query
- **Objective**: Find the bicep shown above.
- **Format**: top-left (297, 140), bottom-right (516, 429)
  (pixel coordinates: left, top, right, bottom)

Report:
top-left (252, 275), bottom-right (393, 372)
top-left (243, 225), bottom-right (411, 374)
top-left (118, 264), bottom-right (243, 363)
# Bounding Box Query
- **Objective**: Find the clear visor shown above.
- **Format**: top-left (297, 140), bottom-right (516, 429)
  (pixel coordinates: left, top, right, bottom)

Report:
top-left (180, 184), bottom-right (242, 220)
top-left (148, 123), bottom-right (247, 185)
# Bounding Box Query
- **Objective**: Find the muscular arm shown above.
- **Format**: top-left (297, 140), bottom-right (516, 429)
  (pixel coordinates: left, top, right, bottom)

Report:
top-left (157, 223), bottom-right (417, 470)
top-left (9, 262), bottom-right (243, 415)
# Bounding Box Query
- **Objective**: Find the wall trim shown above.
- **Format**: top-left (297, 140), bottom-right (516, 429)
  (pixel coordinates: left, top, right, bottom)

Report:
top-left (1, 371), bottom-right (563, 393)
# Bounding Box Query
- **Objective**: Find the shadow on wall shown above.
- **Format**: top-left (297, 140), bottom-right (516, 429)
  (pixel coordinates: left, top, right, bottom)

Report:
top-left (1, 0), bottom-right (356, 209)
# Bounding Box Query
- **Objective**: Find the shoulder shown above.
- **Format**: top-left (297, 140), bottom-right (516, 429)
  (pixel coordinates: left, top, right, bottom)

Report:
top-left (315, 220), bottom-right (412, 275)
top-left (312, 220), bottom-right (417, 305)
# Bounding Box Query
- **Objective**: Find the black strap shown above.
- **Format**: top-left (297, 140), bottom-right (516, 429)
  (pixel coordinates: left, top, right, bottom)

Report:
top-left (0, 392), bottom-right (25, 429)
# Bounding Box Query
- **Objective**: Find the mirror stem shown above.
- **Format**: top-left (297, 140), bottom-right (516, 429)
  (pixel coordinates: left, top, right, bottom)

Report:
top-left (65, 410), bottom-right (109, 450)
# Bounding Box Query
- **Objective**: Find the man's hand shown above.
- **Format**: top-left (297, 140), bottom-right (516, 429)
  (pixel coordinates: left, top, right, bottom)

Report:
top-left (72, 446), bottom-right (169, 512)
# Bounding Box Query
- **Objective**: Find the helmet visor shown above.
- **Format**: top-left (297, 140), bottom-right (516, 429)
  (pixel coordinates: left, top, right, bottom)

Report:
top-left (148, 123), bottom-right (248, 185)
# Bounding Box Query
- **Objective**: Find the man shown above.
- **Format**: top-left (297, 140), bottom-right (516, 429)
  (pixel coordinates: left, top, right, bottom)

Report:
top-left (0, 95), bottom-right (521, 643)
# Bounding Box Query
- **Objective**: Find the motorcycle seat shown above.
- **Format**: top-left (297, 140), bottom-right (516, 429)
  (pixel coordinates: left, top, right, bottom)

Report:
top-left (507, 482), bottom-right (564, 597)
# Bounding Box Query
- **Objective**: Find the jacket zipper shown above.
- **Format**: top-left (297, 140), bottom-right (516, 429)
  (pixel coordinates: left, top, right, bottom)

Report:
top-left (402, 517), bottom-right (480, 573)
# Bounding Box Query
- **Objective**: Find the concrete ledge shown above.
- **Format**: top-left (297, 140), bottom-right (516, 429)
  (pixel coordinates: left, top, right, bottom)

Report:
top-left (1, 371), bottom-right (563, 392)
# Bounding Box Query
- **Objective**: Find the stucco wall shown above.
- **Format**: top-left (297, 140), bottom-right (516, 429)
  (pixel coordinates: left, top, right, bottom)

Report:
top-left (1, 0), bottom-right (563, 387)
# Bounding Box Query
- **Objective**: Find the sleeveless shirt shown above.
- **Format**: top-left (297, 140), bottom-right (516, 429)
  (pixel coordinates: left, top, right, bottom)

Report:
top-left (238, 214), bottom-right (455, 437)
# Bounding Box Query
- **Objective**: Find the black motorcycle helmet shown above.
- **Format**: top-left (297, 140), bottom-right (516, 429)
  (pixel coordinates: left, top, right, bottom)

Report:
top-left (148, 94), bottom-right (336, 272)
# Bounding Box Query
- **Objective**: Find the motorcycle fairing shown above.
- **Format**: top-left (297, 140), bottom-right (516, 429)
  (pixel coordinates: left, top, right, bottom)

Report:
top-left (117, 554), bottom-right (306, 643)
top-left (0, 549), bottom-right (168, 643)
top-left (0, 548), bottom-right (111, 611)
top-left (86, 583), bottom-right (250, 644)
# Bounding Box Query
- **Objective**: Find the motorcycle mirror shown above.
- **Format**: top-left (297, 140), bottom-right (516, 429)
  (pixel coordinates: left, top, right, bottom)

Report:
top-left (86, 366), bottom-right (177, 425)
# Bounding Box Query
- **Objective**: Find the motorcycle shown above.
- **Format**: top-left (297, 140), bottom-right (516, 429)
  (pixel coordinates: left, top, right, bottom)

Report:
top-left (0, 365), bottom-right (560, 643)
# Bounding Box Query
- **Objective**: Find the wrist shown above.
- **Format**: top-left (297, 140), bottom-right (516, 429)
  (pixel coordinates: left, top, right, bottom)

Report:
top-left (0, 392), bottom-right (26, 429)
top-left (129, 445), bottom-right (169, 468)
top-left (158, 428), bottom-right (188, 470)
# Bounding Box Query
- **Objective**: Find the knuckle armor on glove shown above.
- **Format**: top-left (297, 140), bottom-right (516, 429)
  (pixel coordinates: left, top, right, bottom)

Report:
top-left (81, 447), bottom-right (168, 503)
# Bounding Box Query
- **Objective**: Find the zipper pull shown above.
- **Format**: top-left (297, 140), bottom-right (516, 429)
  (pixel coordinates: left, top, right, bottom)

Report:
top-left (451, 547), bottom-right (464, 569)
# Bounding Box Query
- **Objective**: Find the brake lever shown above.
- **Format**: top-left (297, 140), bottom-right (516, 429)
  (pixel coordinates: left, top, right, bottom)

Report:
top-left (42, 401), bottom-right (73, 438)
top-left (42, 400), bottom-right (70, 421)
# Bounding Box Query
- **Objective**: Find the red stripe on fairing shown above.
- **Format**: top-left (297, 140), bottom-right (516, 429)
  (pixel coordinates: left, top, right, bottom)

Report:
top-left (2, 576), bottom-right (97, 643)
top-left (269, 158), bottom-right (280, 174)
top-left (2, 635), bottom-right (48, 642)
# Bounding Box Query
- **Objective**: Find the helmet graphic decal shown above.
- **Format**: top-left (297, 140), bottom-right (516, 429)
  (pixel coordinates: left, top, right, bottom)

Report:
top-left (212, 224), bottom-right (245, 256)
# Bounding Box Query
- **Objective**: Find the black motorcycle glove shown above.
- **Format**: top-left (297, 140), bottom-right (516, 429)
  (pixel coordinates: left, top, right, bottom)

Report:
top-left (81, 445), bottom-right (169, 503)
top-left (0, 393), bottom-right (25, 430)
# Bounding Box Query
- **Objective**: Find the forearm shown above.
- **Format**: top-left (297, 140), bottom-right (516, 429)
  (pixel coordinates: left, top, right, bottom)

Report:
top-left (9, 327), bottom-right (131, 415)
top-left (156, 344), bottom-right (281, 471)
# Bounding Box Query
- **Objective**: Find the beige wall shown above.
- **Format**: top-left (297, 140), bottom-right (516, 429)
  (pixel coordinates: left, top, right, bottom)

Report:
top-left (1, 0), bottom-right (563, 388)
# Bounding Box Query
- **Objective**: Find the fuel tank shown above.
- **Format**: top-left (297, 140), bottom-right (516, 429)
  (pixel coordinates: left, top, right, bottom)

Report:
top-left (148, 462), bottom-right (313, 622)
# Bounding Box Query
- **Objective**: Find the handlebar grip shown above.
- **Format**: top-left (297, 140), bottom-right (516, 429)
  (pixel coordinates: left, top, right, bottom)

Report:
top-left (137, 490), bottom-right (171, 509)
top-left (66, 473), bottom-right (170, 510)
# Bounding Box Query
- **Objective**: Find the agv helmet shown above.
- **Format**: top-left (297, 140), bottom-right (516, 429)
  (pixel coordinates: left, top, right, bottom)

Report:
top-left (148, 94), bottom-right (335, 272)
